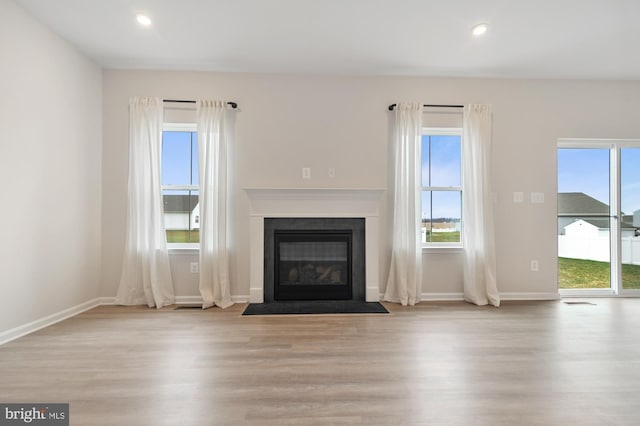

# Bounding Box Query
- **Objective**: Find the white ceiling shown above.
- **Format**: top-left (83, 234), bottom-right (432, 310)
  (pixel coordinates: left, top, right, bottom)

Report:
top-left (14, 0), bottom-right (640, 79)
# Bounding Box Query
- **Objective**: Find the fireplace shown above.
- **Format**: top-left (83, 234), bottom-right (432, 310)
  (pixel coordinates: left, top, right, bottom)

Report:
top-left (275, 231), bottom-right (351, 300)
top-left (264, 218), bottom-right (365, 302)
top-left (244, 188), bottom-right (384, 303)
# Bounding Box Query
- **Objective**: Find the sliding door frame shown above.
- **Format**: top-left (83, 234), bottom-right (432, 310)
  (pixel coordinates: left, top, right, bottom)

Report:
top-left (558, 138), bottom-right (640, 297)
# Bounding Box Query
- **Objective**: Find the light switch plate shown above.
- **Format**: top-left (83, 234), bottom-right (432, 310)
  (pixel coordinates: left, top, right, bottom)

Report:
top-left (513, 192), bottom-right (524, 203)
top-left (531, 260), bottom-right (539, 272)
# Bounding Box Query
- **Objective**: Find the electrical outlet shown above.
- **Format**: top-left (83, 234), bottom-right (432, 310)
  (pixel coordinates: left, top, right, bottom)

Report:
top-left (328, 168), bottom-right (336, 178)
top-left (530, 260), bottom-right (539, 272)
top-left (302, 168), bottom-right (311, 179)
top-left (190, 262), bottom-right (199, 273)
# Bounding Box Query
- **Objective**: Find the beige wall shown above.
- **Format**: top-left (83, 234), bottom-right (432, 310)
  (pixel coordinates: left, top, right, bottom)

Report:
top-left (0, 1), bottom-right (102, 334)
top-left (102, 70), bottom-right (640, 300)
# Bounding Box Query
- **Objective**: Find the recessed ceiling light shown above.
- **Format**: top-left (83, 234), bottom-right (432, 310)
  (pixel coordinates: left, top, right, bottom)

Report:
top-left (136, 14), bottom-right (152, 27)
top-left (472, 23), bottom-right (489, 36)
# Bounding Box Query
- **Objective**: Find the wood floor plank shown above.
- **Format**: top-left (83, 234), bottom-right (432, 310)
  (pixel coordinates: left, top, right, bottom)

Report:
top-left (1, 300), bottom-right (640, 425)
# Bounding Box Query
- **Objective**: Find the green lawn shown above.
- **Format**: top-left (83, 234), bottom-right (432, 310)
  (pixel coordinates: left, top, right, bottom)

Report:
top-left (426, 231), bottom-right (460, 243)
top-left (558, 257), bottom-right (640, 289)
top-left (166, 230), bottom-right (199, 244)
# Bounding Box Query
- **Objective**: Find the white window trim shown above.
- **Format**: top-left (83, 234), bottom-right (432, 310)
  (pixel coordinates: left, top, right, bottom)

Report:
top-left (164, 122), bottom-right (197, 132)
top-left (163, 122), bottom-right (199, 250)
top-left (168, 245), bottom-right (199, 253)
top-left (422, 127), bottom-right (463, 250)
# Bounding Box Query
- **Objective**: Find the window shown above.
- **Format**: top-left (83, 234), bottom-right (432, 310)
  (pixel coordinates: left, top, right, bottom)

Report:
top-left (421, 128), bottom-right (463, 246)
top-left (162, 123), bottom-right (199, 246)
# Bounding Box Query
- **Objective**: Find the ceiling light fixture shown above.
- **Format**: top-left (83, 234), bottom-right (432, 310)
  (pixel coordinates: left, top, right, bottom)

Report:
top-left (472, 23), bottom-right (488, 36)
top-left (136, 14), bottom-right (152, 27)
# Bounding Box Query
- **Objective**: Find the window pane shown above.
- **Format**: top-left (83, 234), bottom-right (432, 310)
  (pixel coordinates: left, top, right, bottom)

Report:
top-left (191, 132), bottom-right (199, 185)
top-left (421, 135), bottom-right (430, 187)
top-left (430, 135), bottom-right (461, 187)
top-left (163, 190), bottom-right (200, 243)
top-left (557, 148), bottom-right (610, 289)
top-left (621, 147), bottom-right (640, 290)
top-left (557, 148), bottom-right (610, 208)
top-left (421, 190), bottom-right (461, 243)
top-left (421, 191), bottom-right (432, 243)
top-left (162, 131), bottom-right (198, 185)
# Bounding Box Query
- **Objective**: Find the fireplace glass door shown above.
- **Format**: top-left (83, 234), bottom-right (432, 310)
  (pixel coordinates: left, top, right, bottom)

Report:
top-left (274, 231), bottom-right (352, 300)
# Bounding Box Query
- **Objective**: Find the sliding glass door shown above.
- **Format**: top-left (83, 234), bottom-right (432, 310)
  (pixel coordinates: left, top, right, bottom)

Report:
top-left (557, 147), bottom-right (611, 290)
top-left (558, 140), bottom-right (640, 294)
top-left (621, 147), bottom-right (640, 290)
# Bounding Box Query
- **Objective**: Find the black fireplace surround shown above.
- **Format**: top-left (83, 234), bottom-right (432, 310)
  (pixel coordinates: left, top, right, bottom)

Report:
top-left (264, 218), bottom-right (365, 302)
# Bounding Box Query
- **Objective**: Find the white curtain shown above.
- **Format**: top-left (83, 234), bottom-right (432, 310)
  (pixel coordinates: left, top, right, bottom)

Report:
top-left (462, 104), bottom-right (500, 306)
top-left (197, 100), bottom-right (234, 309)
top-left (117, 97), bottom-right (175, 308)
top-left (384, 102), bottom-right (423, 306)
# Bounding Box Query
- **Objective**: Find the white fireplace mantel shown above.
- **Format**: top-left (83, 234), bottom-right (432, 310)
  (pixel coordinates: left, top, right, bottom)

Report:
top-left (243, 187), bottom-right (385, 303)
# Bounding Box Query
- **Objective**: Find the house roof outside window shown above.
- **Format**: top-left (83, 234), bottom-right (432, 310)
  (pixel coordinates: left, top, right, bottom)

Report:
top-left (558, 192), bottom-right (635, 231)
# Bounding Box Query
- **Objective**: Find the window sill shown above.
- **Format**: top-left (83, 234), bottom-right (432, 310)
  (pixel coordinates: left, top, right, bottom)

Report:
top-left (168, 245), bottom-right (199, 255)
top-left (422, 245), bottom-right (463, 254)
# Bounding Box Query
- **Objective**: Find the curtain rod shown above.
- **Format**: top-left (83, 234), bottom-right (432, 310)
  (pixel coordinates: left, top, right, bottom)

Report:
top-left (163, 99), bottom-right (238, 109)
top-left (387, 104), bottom-right (464, 111)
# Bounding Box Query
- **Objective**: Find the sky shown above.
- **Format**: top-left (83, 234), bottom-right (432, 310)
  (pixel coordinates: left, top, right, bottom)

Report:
top-left (621, 148), bottom-right (640, 215)
top-left (161, 131), bottom-right (198, 186)
top-left (558, 148), bottom-right (640, 215)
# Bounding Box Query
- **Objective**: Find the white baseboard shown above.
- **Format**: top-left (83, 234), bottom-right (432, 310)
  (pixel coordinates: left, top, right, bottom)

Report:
top-left (174, 296), bottom-right (203, 305)
top-left (0, 298), bottom-right (102, 346)
top-left (419, 292), bottom-right (561, 302)
top-left (420, 292), bottom-right (465, 301)
top-left (500, 292), bottom-right (561, 301)
top-left (175, 295), bottom-right (250, 304)
top-left (100, 295), bottom-right (250, 306)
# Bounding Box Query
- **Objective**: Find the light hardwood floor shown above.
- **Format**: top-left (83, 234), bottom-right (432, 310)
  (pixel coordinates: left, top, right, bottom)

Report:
top-left (1, 300), bottom-right (639, 425)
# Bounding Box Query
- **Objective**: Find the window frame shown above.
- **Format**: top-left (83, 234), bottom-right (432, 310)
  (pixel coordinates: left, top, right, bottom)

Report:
top-left (421, 127), bottom-right (464, 250)
top-left (162, 122), bottom-right (199, 250)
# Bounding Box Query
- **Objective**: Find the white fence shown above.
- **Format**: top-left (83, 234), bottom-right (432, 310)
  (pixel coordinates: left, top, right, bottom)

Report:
top-left (558, 236), bottom-right (640, 265)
